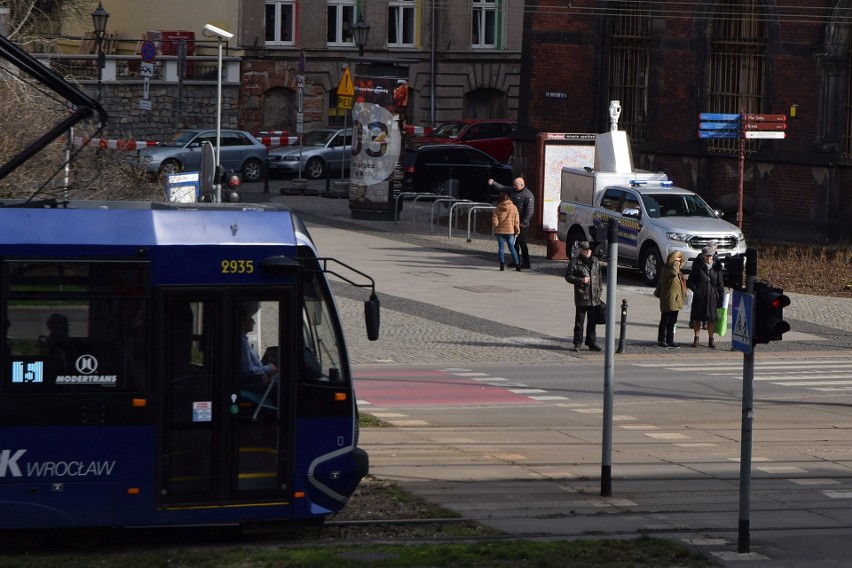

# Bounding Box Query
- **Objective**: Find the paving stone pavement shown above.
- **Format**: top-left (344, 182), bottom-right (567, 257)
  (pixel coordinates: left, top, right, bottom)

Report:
top-left (242, 181), bottom-right (852, 567)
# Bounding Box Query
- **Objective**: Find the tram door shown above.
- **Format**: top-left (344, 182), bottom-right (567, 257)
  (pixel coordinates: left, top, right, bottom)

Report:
top-left (159, 292), bottom-right (293, 505)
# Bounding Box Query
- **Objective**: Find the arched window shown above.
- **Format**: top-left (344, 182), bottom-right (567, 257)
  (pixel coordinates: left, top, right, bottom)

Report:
top-left (465, 87), bottom-right (506, 118)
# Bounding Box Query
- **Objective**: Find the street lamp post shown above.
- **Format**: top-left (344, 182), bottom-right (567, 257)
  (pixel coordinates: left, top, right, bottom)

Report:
top-left (91, 2), bottom-right (109, 101)
top-left (203, 23), bottom-right (233, 202)
top-left (351, 17), bottom-right (370, 57)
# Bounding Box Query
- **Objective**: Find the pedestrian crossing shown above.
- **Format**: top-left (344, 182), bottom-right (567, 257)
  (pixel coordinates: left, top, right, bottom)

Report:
top-left (634, 358), bottom-right (852, 392)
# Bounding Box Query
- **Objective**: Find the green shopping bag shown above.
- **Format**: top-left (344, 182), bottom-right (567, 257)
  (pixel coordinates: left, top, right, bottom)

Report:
top-left (716, 292), bottom-right (731, 336)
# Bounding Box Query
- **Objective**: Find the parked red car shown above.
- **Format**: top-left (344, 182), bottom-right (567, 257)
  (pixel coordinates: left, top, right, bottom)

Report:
top-left (409, 119), bottom-right (517, 164)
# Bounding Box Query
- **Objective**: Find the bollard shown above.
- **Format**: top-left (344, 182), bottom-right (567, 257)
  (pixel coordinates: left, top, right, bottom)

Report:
top-left (263, 172), bottom-right (269, 194)
top-left (616, 299), bottom-right (628, 353)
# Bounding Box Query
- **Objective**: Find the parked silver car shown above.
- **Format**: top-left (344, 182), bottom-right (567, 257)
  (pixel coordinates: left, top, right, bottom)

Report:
top-left (131, 128), bottom-right (268, 182)
top-left (266, 128), bottom-right (352, 179)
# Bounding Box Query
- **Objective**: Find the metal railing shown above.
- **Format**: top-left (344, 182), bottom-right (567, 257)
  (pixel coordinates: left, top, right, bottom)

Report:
top-left (394, 192), bottom-right (442, 230)
top-left (430, 198), bottom-right (471, 235)
top-left (448, 200), bottom-right (493, 240)
top-left (465, 204), bottom-right (496, 242)
top-left (34, 53), bottom-right (241, 84)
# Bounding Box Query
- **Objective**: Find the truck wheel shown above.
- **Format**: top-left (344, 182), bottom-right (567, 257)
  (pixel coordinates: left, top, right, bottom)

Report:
top-left (640, 247), bottom-right (663, 286)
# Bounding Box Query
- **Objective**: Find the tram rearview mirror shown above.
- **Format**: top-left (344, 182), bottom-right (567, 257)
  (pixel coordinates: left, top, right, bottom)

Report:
top-left (365, 293), bottom-right (380, 341)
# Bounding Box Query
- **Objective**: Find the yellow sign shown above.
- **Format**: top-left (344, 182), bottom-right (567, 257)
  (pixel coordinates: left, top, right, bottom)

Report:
top-left (337, 95), bottom-right (353, 110)
top-left (337, 67), bottom-right (354, 97)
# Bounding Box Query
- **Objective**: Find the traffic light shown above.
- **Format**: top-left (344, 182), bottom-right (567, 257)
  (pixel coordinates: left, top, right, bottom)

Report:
top-left (753, 282), bottom-right (791, 344)
top-left (722, 254), bottom-right (745, 291)
top-left (221, 169), bottom-right (241, 188)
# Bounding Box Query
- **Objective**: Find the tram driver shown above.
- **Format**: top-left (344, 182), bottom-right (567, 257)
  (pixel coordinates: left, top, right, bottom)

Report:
top-left (240, 309), bottom-right (278, 381)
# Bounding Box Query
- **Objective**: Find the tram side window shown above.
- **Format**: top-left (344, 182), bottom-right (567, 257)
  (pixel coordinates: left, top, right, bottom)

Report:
top-left (3, 260), bottom-right (149, 392)
top-left (302, 271), bottom-right (344, 384)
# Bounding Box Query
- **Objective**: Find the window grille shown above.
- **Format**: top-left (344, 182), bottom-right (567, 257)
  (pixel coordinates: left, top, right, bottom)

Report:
top-left (707, 0), bottom-right (766, 153)
top-left (608, 2), bottom-right (650, 142)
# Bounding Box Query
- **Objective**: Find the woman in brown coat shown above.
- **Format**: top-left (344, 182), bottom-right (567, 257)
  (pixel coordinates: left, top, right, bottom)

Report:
top-left (655, 251), bottom-right (687, 348)
top-left (492, 191), bottom-right (521, 271)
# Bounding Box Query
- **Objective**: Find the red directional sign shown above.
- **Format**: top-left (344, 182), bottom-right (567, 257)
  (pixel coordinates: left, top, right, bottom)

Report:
top-left (743, 122), bottom-right (787, 130)
top-left (742, 114), bottom-right (786, 122)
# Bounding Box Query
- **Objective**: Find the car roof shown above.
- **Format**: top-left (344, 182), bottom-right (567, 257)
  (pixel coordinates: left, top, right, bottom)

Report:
top-left (408, 143), bottom-right (483, 151)
top-left (182, 128), bottom-right (246, 134)
top-left (606, 182), bottom-right (697, 196)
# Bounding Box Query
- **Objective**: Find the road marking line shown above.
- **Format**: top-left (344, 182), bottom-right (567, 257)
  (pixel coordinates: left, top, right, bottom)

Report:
top-left (757, 466), bottom-right (808, 474)
top-left (789, 478), bottom-right (840, 485)
top-left (645, 432), bottom-right (690, 439)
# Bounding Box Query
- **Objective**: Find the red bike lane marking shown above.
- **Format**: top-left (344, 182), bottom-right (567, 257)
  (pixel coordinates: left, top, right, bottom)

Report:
top-left (353, 368), bottom-right (537, 407)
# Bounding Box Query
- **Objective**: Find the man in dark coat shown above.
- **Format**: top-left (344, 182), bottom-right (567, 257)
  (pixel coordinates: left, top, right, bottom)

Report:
top-left (564, 241), bottom-right (603, 351)
top-left (489, 177), bottom-right (534, 268)
top-left (687, 246), bottom-right (725, 348)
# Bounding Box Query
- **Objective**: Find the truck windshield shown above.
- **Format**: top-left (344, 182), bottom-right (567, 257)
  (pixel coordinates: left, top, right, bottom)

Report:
top-left (642, 193), bottom-right (717, 219)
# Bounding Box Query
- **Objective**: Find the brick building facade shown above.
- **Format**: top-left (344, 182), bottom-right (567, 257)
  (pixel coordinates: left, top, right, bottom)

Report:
top-left (515, 0), bottom-right (852, 244)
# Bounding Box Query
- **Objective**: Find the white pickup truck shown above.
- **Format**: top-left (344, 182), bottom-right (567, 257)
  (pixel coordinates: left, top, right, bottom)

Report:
top-left (556, 130), bottom-right (746, 285)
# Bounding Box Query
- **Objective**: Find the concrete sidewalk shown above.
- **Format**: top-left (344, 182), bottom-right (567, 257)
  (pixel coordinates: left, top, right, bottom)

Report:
top-left (242, 182), bottom-right (852, 566)
top-left (247, 183), bottom-right (852, 359)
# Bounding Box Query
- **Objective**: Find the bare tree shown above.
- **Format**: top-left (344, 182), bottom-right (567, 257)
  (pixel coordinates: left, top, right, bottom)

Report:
top-left (1, 2), bottom-right (163, 202)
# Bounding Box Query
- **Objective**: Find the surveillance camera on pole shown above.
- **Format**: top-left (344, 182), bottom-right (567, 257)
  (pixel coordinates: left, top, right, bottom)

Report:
top-left (204, 23), bottom-right (233, 201)
top-left (203, 23), bottom-right (233, 39)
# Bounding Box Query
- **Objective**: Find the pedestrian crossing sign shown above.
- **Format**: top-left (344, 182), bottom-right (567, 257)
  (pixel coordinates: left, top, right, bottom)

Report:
top-left (731, 291), bottom-right (753, 354)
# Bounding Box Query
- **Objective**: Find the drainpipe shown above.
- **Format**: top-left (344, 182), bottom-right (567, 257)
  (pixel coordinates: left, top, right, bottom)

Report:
top-left (430, 0), bottom-right (437, 126)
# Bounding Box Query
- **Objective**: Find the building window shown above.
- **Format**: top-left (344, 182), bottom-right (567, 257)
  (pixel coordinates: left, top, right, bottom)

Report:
top-left (707, 0), bottom-right (766, 153)
top-left (328, 0), bottom-right (356, 47)
top-left (607, 2), bottom-right (650, 143)
top-left (388, 0), bottom-right (417, 48)
top-left (472, 0), bottom-right (499, 48)
top-left (265, 0), bottom-right (296, 45)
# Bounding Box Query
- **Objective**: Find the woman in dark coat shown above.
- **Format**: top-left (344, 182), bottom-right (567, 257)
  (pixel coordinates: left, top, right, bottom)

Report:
top-left (688, 246), bottom-right (724, 348)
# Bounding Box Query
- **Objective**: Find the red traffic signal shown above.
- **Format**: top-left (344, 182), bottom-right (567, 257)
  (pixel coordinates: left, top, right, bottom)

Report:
top-left (753, 282), bottom-right (791, 344)
top-left (222, 170), bottom-right (241, 188)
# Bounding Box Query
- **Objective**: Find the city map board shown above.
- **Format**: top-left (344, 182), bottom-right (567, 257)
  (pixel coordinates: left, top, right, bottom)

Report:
top-left (538, 133), bottom-right (596, 232)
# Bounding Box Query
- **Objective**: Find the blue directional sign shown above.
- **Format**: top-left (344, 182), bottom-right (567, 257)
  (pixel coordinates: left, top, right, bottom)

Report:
top-left (731, 291), bottom-right (753, 354)
top-left (699, 113), bottom-right (740, 121)
top-left (699, 112), bottom-right (741, 140)
top-left (698, 130), bottom-right (740, 139)
top-left (699, 122), bottom-right (740, 130)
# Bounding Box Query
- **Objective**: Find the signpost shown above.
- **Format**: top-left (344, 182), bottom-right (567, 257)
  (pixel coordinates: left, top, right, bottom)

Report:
top-left (697, 113), bottom-right (739, 140)
top-left (745, 131), bottom-right (786, 139)
top-left (742, 113), bottom-right (786, 139)
top-left (697, 112), bottom-right (788, 229)
top-left (337, 66), bottom-right (354, 111)
top-left (139, 40), bottom-right (155, 111)
top-left (336, 66), bottom-right (355, 180)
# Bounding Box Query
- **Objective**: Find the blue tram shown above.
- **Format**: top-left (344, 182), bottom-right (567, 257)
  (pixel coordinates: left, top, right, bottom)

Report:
top-left (0, 200), bottom-right (378, 530)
